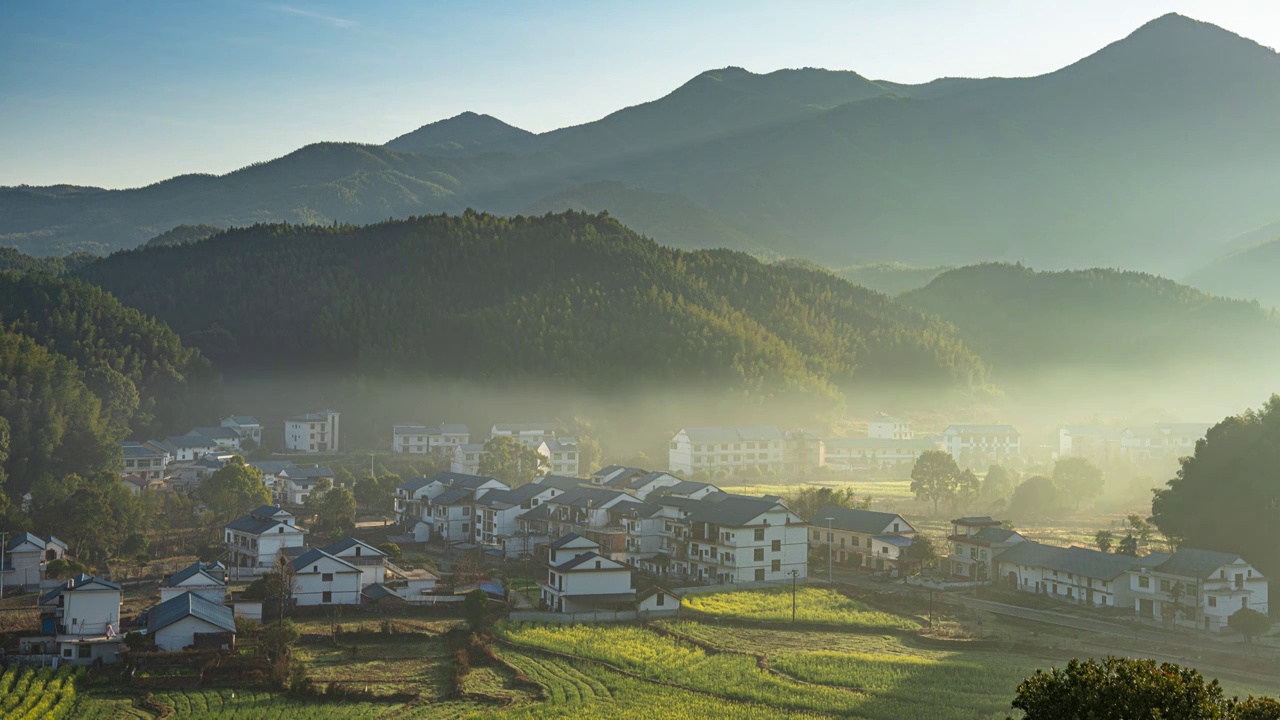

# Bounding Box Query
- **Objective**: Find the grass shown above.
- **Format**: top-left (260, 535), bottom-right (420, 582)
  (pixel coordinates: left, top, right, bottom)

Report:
top-left (294, 635), bottom-right (453, 697)
top-left (681, 587), bottom-right (923, 630)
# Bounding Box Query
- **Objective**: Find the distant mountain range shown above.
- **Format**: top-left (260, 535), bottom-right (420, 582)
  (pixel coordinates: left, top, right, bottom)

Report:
top-left (4, 14), bottom-right (1280, 279)
top-left (1185, 220), bottom-right (1280, 308)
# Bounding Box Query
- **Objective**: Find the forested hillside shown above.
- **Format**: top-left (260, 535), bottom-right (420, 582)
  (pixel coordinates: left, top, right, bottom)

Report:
top-left (7, 14), bottom-right (1280, 273)
top-left (1186, 229), bottom-right (1280, 309)
top-left (900, 264), bottom-right (1280, 379)
top-left (0, 273), bottom-right (219, 438)
top-left (79, 211), bottom-right (986, 405)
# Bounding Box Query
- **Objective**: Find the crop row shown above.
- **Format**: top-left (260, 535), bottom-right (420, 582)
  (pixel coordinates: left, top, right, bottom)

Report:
top-left (0, 666), bottom-right (81, 719)
top-left (681, 587), bottom-right (921, 630)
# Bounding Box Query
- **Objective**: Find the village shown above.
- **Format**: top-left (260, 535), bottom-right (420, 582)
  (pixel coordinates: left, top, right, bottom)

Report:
top-left (0, 407), bottom-right (1266, 680)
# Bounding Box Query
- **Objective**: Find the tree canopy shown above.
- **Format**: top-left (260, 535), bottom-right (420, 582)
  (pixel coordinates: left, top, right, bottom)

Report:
top-left (478, 436), bottom-right (549, 488)
top-left (1053, 457), bottom-right (1105, 510)
top-left (910, 451), bottom-right (961, 515)
top-left (196, 456), bottom-right (270, 523)
top-left (1008, 476), bottom-right (1064, 522)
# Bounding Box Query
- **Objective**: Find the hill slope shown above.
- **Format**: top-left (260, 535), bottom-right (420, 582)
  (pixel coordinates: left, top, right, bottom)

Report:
top-left (1186, 232), bottom-right (1280, 308)
top-left (6, 14), bottom-right (1280, 271)
top-left (385, 112), bottom-right (536, 156)
top-left (77, 212), bottom-right (987, 406)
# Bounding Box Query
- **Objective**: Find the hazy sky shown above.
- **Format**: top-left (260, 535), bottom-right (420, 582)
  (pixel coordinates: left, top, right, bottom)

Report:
top-left (2, 0), bottom-right (1277, 189)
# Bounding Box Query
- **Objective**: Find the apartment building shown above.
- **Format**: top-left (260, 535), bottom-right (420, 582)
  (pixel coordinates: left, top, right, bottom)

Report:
top-left (284, 410), bottom-right (340, 453)
top-left (392, 423), bottom-right (470, 454)
top-left (668, 426), bottom-right (785, 475)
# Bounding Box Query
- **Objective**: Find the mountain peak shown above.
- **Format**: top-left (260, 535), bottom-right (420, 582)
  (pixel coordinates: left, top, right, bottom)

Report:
top-left (384, 112), bottom-right (534, 157)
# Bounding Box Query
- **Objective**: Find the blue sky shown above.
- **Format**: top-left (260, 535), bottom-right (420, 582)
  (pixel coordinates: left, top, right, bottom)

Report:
top-left (2, 0), bottom-right (1276, 188)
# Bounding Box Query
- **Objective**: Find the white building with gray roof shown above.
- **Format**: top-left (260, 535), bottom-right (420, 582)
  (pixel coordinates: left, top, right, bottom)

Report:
top-left (668, 426), bottom-right (785, 475)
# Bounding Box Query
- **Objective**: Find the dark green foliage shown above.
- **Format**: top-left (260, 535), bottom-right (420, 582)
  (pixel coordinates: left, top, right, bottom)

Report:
top-left (0, 272), bottom-right (219, 437)
top-left (910, 450), bottom-right (962, 515)
top-left (478, 436), bottom-right (548, 488)
top-left (1008, 476), bottom-right (1064, 522)
top-left (1052, 457), bottom-right (1105, 510)
top-left (1229, 608), bottom-right (1272, 643)
top-left (981, 465), bottom-right (1017, 501)
top-left (195, 456), bottom-right (270, 524)
top-left (1115, 534), bottom-right (1140, 556)
top-left (1152, 395), bottom-right (1280, 579)
top-left (28, 471), bottom-right (148, 562)
top-left (0, 248), bottom-right (97, 275)
top-left (44, 557), bottom-right (90, 579)
top-left (144, 224), bottom-right (222, 248)
top-left (785, 486), bottom-right (870, 523)
top-left (77, 211), bottom-right (986, 403)
top-left (464, 589), bottom-right (489, 632)
top-left (901, 535), bottom-right (938, 577)
top-left (0, 327), bottom-right (118, 492)
top-left (1009, 656), bottom-right (1271, 719)
top-left (901, 263), bottom-right (1280, 380)
top-left (1187, 224), bottom-right (1280, 308)
top-left (313, 486), bottom-right (356, 534)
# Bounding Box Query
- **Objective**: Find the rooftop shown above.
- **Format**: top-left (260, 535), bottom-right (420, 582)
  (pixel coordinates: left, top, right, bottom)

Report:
top-left (148, 591), bottom-right (236, 634)
top-left (817, 505), bottom-right (909, 534)
top-left (1153, 548), bottom-right (1248, 580)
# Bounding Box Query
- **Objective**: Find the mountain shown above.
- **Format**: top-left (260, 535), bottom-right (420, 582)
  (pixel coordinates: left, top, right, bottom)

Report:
top-left (523, 182), bottom-right (768, 252)
top-left (0, 248), bottom-right (97, 275)
top-left (77, 211), bottom-right (987, 406)
top-left (832, 264), bottom-right (951, 296)
top-left (1186, 227), bottom-right (1280, 308)
top-left (385, 111), bottom-right (536, 156)
top-left (900, 264), bottom-right (1280, 394)
top-left (145, 224), bottom-right (223, 248)
top-left (6, 14), bottom-right (1280, 271)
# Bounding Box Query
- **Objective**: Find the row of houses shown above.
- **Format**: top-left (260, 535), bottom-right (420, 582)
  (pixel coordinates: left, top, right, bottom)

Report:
top-left (1058, 422), bottom-right (1211, 467)
top-left (392, 422), bottom-right (583, 477)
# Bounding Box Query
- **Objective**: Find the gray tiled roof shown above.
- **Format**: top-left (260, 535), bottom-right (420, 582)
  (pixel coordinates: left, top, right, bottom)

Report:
top-left (121, 441), bottom-right (166, 458)
top-left (223, 415), bottom-right (260, 426)
top-left (322, 537), bottom-right (386, 557)
top-left (537, 475), bottom-right (590, 491)
top-left (626, 471), bottom-right (677, 490)
top-left (1153, 548), bottom-right (1247, 580)
top-left (167, 561), bottom-right (226, 588)
top-left (944, 424), bottom-right (1019, 435)
top-left (431, 487), bottom-right (475, 506)
top-left (493, 422), bottom-right (556, 433)
top-left (290, 548), bottom-right (358, 573)
top-left (148, 591), bottom-right (236, 634)
top-left (555, 551), bottom-right (614, 571)
top-left (997, 542), bottom-right (1151, 581)
top-left (362, 583), bottom-right (403, 602)
top-left (548, 533), bottom-right (593, 549)
top-left (681, 494), bottom-right (784, 527)
top-left (816, 505), bottom-right (910, 534)
top-left (280, 466), bottom-right (334, 480)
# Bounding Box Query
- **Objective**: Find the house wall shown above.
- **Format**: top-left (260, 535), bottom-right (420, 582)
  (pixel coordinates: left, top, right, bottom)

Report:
top-left (63, 590), bottom-right (121, 636)
top-left (155, 616), bottom-right (228, 652)
top-left (7, 548), bottom-right (46, 588)
top-left (670, 433), bottom-right (785, 476)
top-left (294, 569), bottom-right (361, 606)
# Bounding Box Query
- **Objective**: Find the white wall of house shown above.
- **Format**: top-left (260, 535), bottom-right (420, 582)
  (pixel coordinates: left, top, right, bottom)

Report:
top-left (63, 589), bottom-right (121, 637)
top-left (160, 583), bottom-right (226, 605)
top-left (285, 411), bottom-right (340, 453)
top-left (668, 428), bottom-right (784, 476)
top-left (154, 616), bottom-right (231, 652)
top-left (293, 559), bottom-right (361, 606)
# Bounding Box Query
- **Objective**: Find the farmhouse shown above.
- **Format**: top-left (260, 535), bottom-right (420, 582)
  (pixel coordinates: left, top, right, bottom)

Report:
top-left (322, 537), bottom-right (388, 588)
top-left (491, 422), bottom-right (558, 449)
top-left (451, 443), bottom-right (488, 474)
top-left (392, 422), bottom-right (470, 454)
top-left (659, 493), bottom-right (808, 584)
top-left (148, 591), bottom-right (237, 652)
top-left (997, 541), bottom-right (1166, 608)
top-left (3, 533), bottom-right (67, 590)
top-left (119, 441), bottom-right (170, 482)
top-left (473, 483), bottom-right (566, 555)
top-left (1131, 548), bottom-right (1269, 632)
top-left (275, 465), bottom-right (335, 505)
top-left (537, 437), bottom-right (581, 476)
top-left (810, 505), bottom-right (916, 575)
top-left (290, 548), bottom-right (362, 606)
top-left (221, 415), bottom-right (263, 445)
top-left (224, 506), bottom-right (307, 578)
top-left (540, 533), bottom-right (635, 613)
top-left (37, 574), bottom-right (124, 664)
top-left (946, 516), bottom-right (1025, 581)
top-left (161, 560), bottom-right (227, 604)
top-left (868, 414), bottom-right (914, 440)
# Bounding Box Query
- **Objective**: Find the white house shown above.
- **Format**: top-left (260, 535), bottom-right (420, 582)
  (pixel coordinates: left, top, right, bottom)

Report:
top-left (1130, 548), bottom-right (1269, 632)
top-left (491, 423), bottom-right (557, 449)
top-left (161, 561), bottom-right (227, 604)
top-left (321, 537), bottom-right (388, 589)
top-left (637, 587), bottom-right (681, 617)
top-left (38, 574), bottom-right (124, 664)
top-left (224, 506), bottom-right (307, 578)
top-left (473, 483), bottom-right (565, 554)
top-left (393, 423), bottom-right (470, 454)
top-left (275, 466), bottom-right (334, 505)
top-left (942, 425), bottom-right (1021, 465)
top-left (538, 437), bottom-right (581, 477)
top-left (822, 437), bottom-right (941, 471)
top-left (516, 487), bottom-right (646, 561)
top-left (148, 591), bottom-right (236, 652)
top-left (868, 414), bottom-right (913, 440)
top-left (809, 506), bottom-right (916, 576)
top-left (997, 541), bottom-right (1165, 608)
top-left (399, 472), bottom-right (509, 542)
top-left (120, 441), bottom-right (169, 482)
top-left (451, 443), bottom-right (487, 474)
top-left (946, 516), bottom-right (1025, 580)
top-left (618, 471), bottom-right (684, 501)
top-left (221, 415), bottom-right (263, 446)
top-left (151, 434), bottom-right (222, 463)
top-left (668, 426), bottom-right (785, 476)
top-left (655, 493), bottom-right (808, 584)
top-left (3, 533), bottom-right (67, 590)
top-left (540, 534), bottom-right (635, 613)
top-left (187, 426), bottom-right (244, 451)
top-left (592, 466), bottom-right (647, 487)
top-left (290, 548), bottom-right (362, 606)
top-left (395, 471), bottom-right (506, 526)
top-left (1119, 423), bottom-right (1211, 463)
top-left (285, 410), bottom-right (341, 453)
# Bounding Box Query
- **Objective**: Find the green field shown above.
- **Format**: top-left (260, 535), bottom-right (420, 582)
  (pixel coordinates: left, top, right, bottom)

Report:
top-left (680, 587), bottom-right (922, 630)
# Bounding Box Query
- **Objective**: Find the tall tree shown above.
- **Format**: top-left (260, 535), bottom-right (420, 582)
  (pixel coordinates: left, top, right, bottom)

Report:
top-left (196, 456), bottom-right (270, 523)
top-left (1152, 395), bottom-right (1280, 579)
top-left (478, 436), bottom-right (548, 487)
top-left (786, 486), bottom-right (870, 522)
top-left (314, 486), bottom-right (357, 535)
top-left (901, 535), bottom-right (938, 578)
top-left (1094, 530), bottom-right (1115, 553)
top-left (1008, 476), bottom-right (1064, 521)
top-left (910, 451), bottom-right (960, 515)
top-left (1115, 533), bottom-right (1140, 556)
top-left (952, 469), bottom-right (981, 512)
top-left (1053, 457), bottom-right (1105, 509)
top-left (981, 464), bottom-right (1017, 501)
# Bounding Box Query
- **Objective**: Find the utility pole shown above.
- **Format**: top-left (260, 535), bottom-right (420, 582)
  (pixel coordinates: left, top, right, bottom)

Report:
top-left (790, 569), bottom-right (798, 623)
top-left (825, 517), bottom-right (834, 584)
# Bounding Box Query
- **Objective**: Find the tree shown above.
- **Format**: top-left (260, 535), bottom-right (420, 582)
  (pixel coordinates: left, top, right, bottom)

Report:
top-left (259, 619), bottom-right (300, 664)
top-left (786, 486), bottom-right (868, 521)
top-left (314, 486), bottom-right (356, 534)
top-left (1152, 396), bottom-right (1280, 579)
top-left (478, 436), bottom-right (548, 487)
top-left (464, 589), bottom-right (489, 632)
top-left (1115, 533), bottom-right (1139, 556)
top-left (29, 471), bottom-right (147, 562)
top-left (1052, 457), bottom-right (1104, 510)
top-left (353, 473), bottom-right (390, 510)
top-left (1229, 608), bottom-right (1272, 644)
top-left (901, 535), bottom-right (938, 578)
top-left (1126, 514), bottom-right (1154, 547)
top-left (1010, 656), bottom-right (1263, 719)
top-left (1094, 530), bottom-right (1115, 553)
top-left (982, 464), bottom-right (1017, 501)
top-left (45, 558), bottom-right (89, 579)
top-left (1008, 476), bottom-right (1063, 521)
top-left (953, 469), bottom-right (981, 512)
top-left (196, 456), bottom-right (269, 522)
top-left (910, 451), bottom-right (960, 515)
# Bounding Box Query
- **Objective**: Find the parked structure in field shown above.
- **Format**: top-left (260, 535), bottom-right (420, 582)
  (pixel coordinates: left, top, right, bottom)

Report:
top-left (1130, 548), bottom-right (1269, 632)
top-left (148, 591), bottom-right (237, 652)
top-left (941, 425), bottom-right (1021, 465)
top-left (3, 533), bottom-right (67, 590)
top-left (161, 561), bottom-right (228, 604)
top-left (1118, 423), bottom-right (1211, 463)
top-left (224, 506), bottom-right (307, 578)
top-left (996, 541), bottom-right (1166, 608)
top-left (668, 426), bottom-right (785, 475)
top-left (946, 516), bottom-right (1025, 580)
top-left (284, 410), bottom-right (340, 453)
top-left (221, 415), bottom-right (263, 446)
top-left (868, 414), bottom-right (914, 440)
top-left (290, 548), bottom-right (362, 606)
top-left (809, 505), bottom-right (916, 576)
top-left (392, 423), bottom-right (470, 454)
top-left (540, 533), bottom-right (635, 613)
top-left (35, 574), bottom-right (124, 664)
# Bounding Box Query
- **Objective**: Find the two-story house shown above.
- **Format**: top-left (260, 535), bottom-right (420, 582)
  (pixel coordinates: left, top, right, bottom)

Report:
top-left (540, 533), bottom-right (635, 613)
top-left (538, 437), bottom-right (581, 476)
top-left (284, 410), bottom-right (341, 453)
top-left (810, 505), bottom-right (916, 575)
top-left (187, 426), bottom-right (244, 451)
top-left (658, 493), bottom-right (808, 584)
top-left (472, 483), bottom-right (566, 555)
top-left (1130, 548), bottom-right (1269, 632)
top-left (1118, 424), bottom-right (1211, 463)
top-left (221, 415), bottom-right (263, 446)
top-left (275, 465), bottom-right (334, 505)
top-left (395, 471), bottom-right (504, 526)
top-left (37, 574), bottom-right (124, 664)
top-left (997, 542), bottom-right (1166, 608)
top-left (3, 533), bottom-right (67, 590)
top-left (946, 516), bottom-right (1025, 581)
top-left (517, 486), bottom-right (645, 561)
top-left (668, 426), bottom-right (785, 475)
top-left (321, 537), bottom-right (388, 589)
top-left (224, 506), bottom-right (307, 579)
top-left (120, 441), bottom-right (170, 482)
top-left (491, 423), bottom-right (558, 449)
top-left (392, 423), bottom-right (470, 454)
top-left (451, 443), bottom-right (488, 474)
top-left (399, 472), bottom-right (508, 541)
top-left (161, 560), bottom-right (228, 604)
top-left (151, 434), bottom-right (222, 463)
top-left (290, 548), bottom-right (362, 605)
top-left (942, 425), bottom-right (1021, 465)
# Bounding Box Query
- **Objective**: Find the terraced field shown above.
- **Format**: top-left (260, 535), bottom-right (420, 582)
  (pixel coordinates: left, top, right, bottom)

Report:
top-left (681, 586), bottom-right (922, 630)
top-left (295, 635), bottom-right (453, 697)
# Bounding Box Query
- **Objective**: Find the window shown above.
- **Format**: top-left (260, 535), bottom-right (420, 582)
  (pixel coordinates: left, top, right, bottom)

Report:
top-left (1235, 574), bottom-right (1245, 589)
top-left (1160, 579), bottom-right (1171, 593)
top-left (840, 537), bottom-right (846, 548)
top-left (279, 527), bottom-right (285, 534)
top-left (771, 560), bottom-right (781, 572)
top-left (655, 593), bottom-right (665, 607)
top-left (78, 644), bottom-right (92, 659)
top-left (322, 591), bottom-right (333, 603)
top-left (771, 540), bottom-right (781, 552)
top-left (355, 547), bottom-right (361, 557)
top-left (1138, 576), bottom-right (1150, 589)
top-left (322, 573), bottom-right (333, 582)
top-left (754, 569), bottom-right (765, 582)
top-left (812, 530), bottom-right (820, 540)
top-left (892, 522), bottom-right (900, 532)
top-left (754, 549), bottom-right (764, 561)
top-left (1208, 596), bottom-right (1217, 607)
top-left (754, 529), bottom-right (765, 541)
top-left (595, 560), bottom-right (601, 569)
